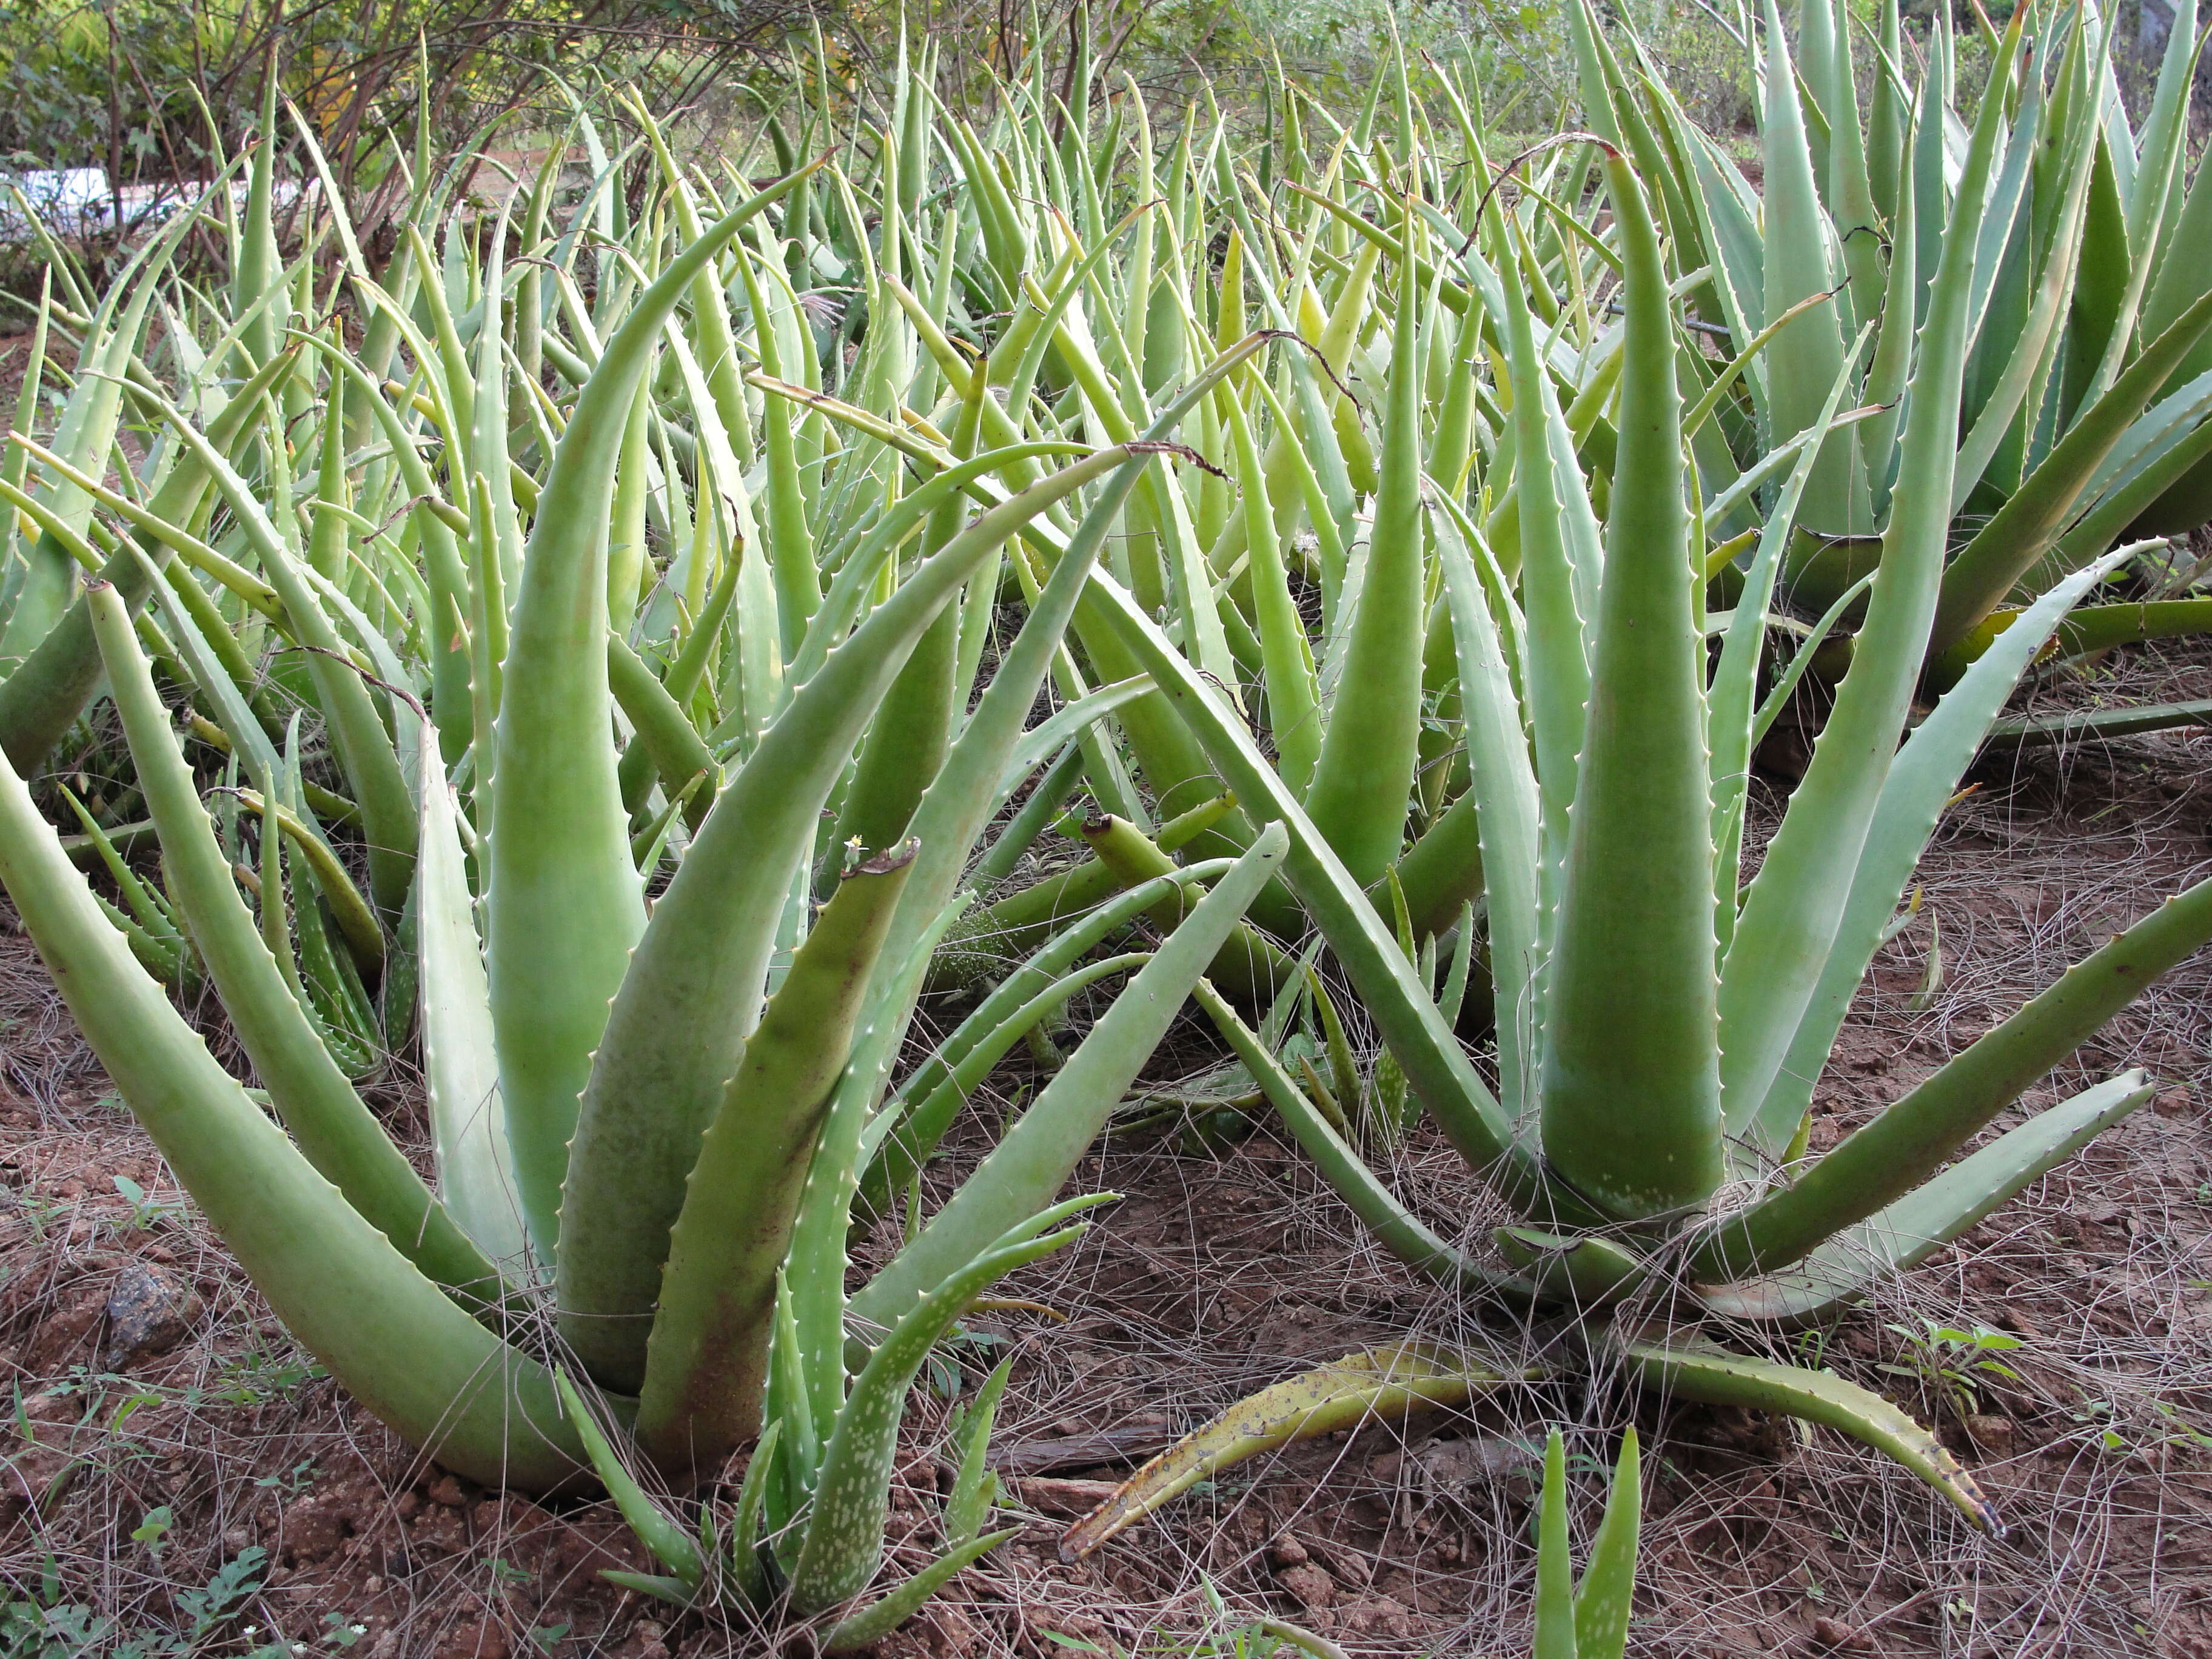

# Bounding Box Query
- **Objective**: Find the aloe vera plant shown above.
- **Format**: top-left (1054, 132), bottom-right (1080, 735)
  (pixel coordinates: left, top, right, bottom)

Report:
top-left (1036, 91), bottom-right (2212, 1541)
top-left (1559, 0), bottom-right (2212, 699)
top-left (0, 61), bottom-right (1315, 1636)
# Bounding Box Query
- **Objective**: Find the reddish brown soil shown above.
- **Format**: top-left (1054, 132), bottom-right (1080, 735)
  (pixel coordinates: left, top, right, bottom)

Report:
top-left (0, 648), bottom-right (2208, 1658)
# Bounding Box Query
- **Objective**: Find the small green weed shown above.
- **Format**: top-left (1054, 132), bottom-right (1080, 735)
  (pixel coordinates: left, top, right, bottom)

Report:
top-left (1880, 1320), bottom-right (2025, 1419)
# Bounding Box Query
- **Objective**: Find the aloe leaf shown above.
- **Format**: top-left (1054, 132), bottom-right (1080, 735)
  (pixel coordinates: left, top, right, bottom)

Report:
top-left (1432, 468), bottom-right (1540, 1118)
top-left (1747, 551), bottom-right (2131, 1154)
top-left (789, 1201), bottom-right (1099, 1613)
top-left (1561, 0), bottom-right (1621, 146)
top-left (1533, 1430), bottom-right (1577, 1659)
top-left (2132, 59), bottom-right (2212, 398)
top-left (0, 346), bottom-right (293, 772)
top-left (1484, 220), bottom-right (1592, 921)
top-left (1949, 87), bottom-right (2099, 516)
top-left (304, 341), bottom-right (476, 763)
top-left (596, 1571), bottom-right (697, 1607)
top-left (842, 338), bottom-right (1276, 1162)
top-left (415, 740), bottom-right (529, 1273)
top-left (1195, 983), bottom-right (1532, 1299)
top-left (977, 744), bottom-right (1085, 882)
top-left (876, 860), bottom-right (1236, 1202)
top-left (1536, 153), bottom-right (1722, 1222)
top-left (0, 604), bottom-right (579, 1489)
top-left (1755, 0), bottom-right (1857, 535)
top-left (725, 1417), bottom-right (783, 1609)
top-left (633, 846), bottom-right (916, 1467)
top-left (89, 584), bottom-right (508, 1308)
top-left (1986, 697), bottom-right (2212, 745)
top-left (1087, 567), bottom-right (1544, 1207)
top-left (1307, 964), bottom-right (1364, 1135)
top-left (657, 314), bottom-right (779, 723)
top-left (990, 679), bottom-right (1151, 801)
top-left (1710, 344), bottom-right (1863, 957)
top-left (471, 201), bottom-right (526, 617)
top-left (1301, 202), bottom-right (1428, 888)
top-left (1822, 0), bottom-right (1883, 344)
top-left (555, 1371), bottom-right (705, 1594)
top-left (1907, 8), bottom-right (1956, 330)
top-left (1855, 152), bottom-right (1917, 517)
top-left (606, 634), bottom-right (718, 828)
top-left (828, 599), bottom-right (960, 883)
top-left (1392, 775), bottom-right (1489, 950)
top-left (276, 760), bottom-right (381, 1073)
top-left (232, 67), bottom-right (287, 374)
top-left (1933, 287), bottom-right (2212, 654)
top-left (0, 205), bottom-right (183, 669)
top-left (632, 97), bottom-right (763, 492)
top-left (1717, 17), bottom-right (2017, 1137)
top-left (2035, 413), bottom-right (2212, 589)
top-left (1225, 389), bottom-right (1322, 796)
top-left (491, 158), bottom-right (825, 1265)
top-left (891, 950), bottom-right (1150, 1175)
top-left (1748, 572), bottom-right (1875, 751)
top-left (819, 1529), bottom-right (1020, 1653)
top-left (944, 1356), bottom-right (1011, 1548)
top-left (1700, 1071), bottom-right (2154, 1325)
top-left (228, 788), bottom-right (383, 978)
top-left (1059, 1343), bottom-right (1507, 1559)
top-left (1610, 1330), bottom-right (1999, 1535)
top-left (58, 788), bottom-right (186, 972)
top-left (788, 439), bottom-right (1087, 691)
top-left (851, 824), bottom-right (1287, 1327)
top-left (753, 355), bottom-right (1259, 862)
top-left (1704, 874), bottom-right (2212, 1281)
top-left (2043, 593), bottom-right (2212, 659)
top-left (763, 1269), bottom-right (821, 1557)
top-left (560, 444), bottom-right (1152, 1390)
top-left (1573, 1429), bottom-right (1639, 1659)
top-left (1865, 0), bottom-right (1909, 223)
top-left (1079, 812), bottom-right (1295, 1005)
top-left (300, 397), bottom-right (419, 923)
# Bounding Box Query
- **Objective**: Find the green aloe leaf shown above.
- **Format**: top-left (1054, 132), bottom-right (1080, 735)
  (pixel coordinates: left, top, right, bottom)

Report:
top-left (1060, 1343), bottom-right (1507, 1559)
top-left (851, 823), bottom-right (1288, 1327)
top-left (1302, 201), bottom-right (1429, 888)
top-left (0, 593), bottom-right (578, 1490)
top-left (1574, 1428), bottom-right (1640, 1659)
top-left (1718, 15), bottom-right (2017, 1141)
top-left (819, 1529), bottom-right (1020, 1653)
top-left (561, 443), bottom-right (1152, 1390)
top-left (1610, 1330), bottom-right (1999, 1535)
top-left (414, 739), bottom-right (528, 1273)
top-left (1700, 1072), bottom-right (2154, 1324)
top-left (1748, 549), bottom-right (2135, 1155)
top-left (555, 1370), bottom-right (705, 1595)
top-left (491, 158), bottom-right (825, 1265)
top-left (90, 585), bottom-right (506, 1310)
top-left (1535, 153), bottom-right (1721, 1222)
top-left (633, 845), bottom-right (916, 1469)
top-left (1533, 1430), bottom-right (1577, 1659)
top-left (789, 1199), bottom-right (1100, 1613)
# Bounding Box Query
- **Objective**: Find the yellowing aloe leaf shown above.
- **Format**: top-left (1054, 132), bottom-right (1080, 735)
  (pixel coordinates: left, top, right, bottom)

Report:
top-left (1059, 1343), bottom-right (1508, 1559)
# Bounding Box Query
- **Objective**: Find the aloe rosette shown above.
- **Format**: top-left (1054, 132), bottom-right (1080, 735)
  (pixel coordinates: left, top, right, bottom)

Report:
top-left (1050, 96), bottom-right (2212, 1548)
top-left (0, 64), bottom-right (1311, 1637)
